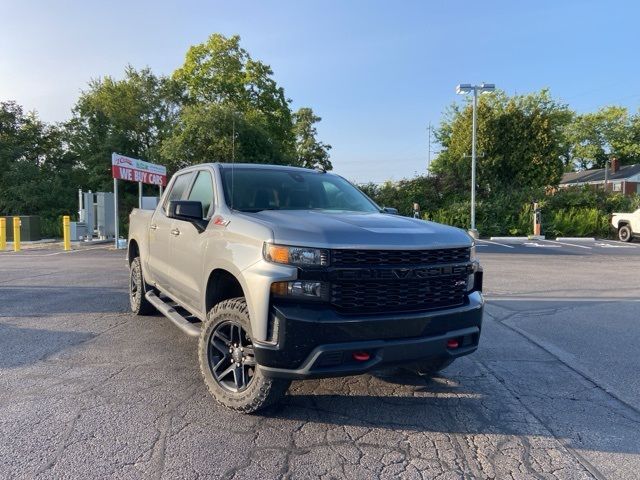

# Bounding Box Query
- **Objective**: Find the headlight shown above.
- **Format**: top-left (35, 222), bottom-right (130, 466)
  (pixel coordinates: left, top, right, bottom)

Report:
top-left (467, 242), bottom-right (480, 293)
top-left (263, 243), bottom-right (329, 267)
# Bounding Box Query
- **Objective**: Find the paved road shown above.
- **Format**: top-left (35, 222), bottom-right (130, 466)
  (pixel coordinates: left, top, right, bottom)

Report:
top-left (1, 246), bottom-right (639, 479)
top-left (477, 237), bottom-right (640, 256)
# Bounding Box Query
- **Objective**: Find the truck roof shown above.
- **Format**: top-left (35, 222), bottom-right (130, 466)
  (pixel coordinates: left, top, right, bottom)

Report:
top-left (216, 163), bottom-right (326, 173)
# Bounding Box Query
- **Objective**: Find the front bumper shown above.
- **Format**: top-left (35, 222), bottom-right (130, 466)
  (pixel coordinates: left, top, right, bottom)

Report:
top-left (254, 291), bottom-right (484, 379)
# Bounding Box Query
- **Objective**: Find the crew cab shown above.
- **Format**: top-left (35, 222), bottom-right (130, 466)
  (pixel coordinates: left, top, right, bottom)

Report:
top-left (611, 208), bottom-right (640, 242)
top-left (127, 163), bottom-right (484, 412)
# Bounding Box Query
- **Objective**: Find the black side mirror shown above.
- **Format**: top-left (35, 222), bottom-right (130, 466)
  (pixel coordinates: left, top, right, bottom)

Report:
top-left (382, 207), bottom-right (398, 215)
top-left (168, 200), bottom-right (207, 232)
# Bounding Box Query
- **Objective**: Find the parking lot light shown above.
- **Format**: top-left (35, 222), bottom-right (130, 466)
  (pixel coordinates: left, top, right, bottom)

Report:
top-left (455, 83), bottom-right (496, 238)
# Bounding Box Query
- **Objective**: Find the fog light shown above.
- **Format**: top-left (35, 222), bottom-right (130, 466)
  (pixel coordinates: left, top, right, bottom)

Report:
top-left (289, 281), bottom-right (322, 297)
top-left (271, 281), bottom-right (326, 299)
top-left (466, 273), bottom-right (475, 292)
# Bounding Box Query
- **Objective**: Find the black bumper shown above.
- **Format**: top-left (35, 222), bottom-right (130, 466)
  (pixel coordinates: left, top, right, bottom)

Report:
top-left (254, 292), bottom-right (484, 379)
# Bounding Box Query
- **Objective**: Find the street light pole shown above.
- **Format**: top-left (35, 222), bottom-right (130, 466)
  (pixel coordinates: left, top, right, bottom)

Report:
top-left (470, 89), bottom-right (478, 234)
top-left (455, 83), bottom-right (495, 238)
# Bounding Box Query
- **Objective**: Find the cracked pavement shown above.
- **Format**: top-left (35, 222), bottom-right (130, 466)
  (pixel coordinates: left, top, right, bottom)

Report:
top-left (1, 247), bottom-right (639, 479)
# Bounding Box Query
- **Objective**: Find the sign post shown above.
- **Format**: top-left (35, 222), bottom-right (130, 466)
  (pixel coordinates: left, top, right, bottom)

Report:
top-left (111, 153), bottom-right (167, 249)
top-left (113, 177), bottom-right (119, 249)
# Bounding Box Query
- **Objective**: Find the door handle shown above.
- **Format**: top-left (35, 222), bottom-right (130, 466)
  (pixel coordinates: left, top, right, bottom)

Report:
top-left (149, 224), bottom-right (158, 230)
top-left (170, 228), bottom-right (181, 236)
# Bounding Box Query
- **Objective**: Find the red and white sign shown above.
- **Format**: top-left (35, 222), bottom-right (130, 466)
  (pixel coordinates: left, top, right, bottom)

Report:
top-left (111, 153), bottom-right (167, 186)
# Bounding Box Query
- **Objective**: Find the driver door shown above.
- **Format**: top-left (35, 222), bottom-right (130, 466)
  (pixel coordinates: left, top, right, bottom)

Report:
top-left (168, 169), bottom-right (216, 310)
top-left (146, 171), bottom-right (195, 291)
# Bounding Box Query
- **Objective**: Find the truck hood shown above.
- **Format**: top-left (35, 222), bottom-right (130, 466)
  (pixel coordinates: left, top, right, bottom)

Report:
top-left (240, 210), bottom-right (473, 249)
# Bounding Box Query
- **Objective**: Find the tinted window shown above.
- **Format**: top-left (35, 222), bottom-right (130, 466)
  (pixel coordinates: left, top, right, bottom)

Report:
top-left (188, 170), bottom-right (214, 218)
top-left (220, 168), bottom-right (379, 213)
top-left (164, 172), bottom-right (194, 212)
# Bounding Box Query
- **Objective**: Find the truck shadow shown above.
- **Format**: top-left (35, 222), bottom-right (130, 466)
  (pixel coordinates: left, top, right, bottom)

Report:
top-left (264, 371), bottom-right (640, 457)
top-left (0, 285), bottom-right (128, 316)
top-left (0, 323), bottom-right (94, 368)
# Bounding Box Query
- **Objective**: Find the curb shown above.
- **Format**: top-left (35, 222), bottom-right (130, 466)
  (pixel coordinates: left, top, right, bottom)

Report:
top-left (489, 236), bottom-right (528, 241)
top-left (555, 237), bottom-right (596, 242)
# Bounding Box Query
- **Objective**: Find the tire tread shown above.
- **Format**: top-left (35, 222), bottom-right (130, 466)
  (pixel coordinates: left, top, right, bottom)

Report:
top-left (198, 297), bottom-right (289, 413)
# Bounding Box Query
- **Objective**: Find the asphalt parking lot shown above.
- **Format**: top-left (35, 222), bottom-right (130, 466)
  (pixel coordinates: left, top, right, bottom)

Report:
top-left (1, 243), bottom-right (639, 479)
top-left (477, 237), bottom-right (640, 256)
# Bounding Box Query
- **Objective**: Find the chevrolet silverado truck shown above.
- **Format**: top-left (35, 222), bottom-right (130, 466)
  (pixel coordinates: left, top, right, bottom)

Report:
top-left (611, 208), bottom-right (640, 242)
top-left (127, 163), bottom-right (484, 413)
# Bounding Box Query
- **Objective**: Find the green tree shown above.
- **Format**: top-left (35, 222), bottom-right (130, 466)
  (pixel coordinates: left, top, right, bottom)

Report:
top-left (0, 102), bottom-right (78, 231)
top-left (292, 107), bottom-right (332, 170)
top-left (566, 106), bottom-right (640, 169)
top-left (66, 66), bottom-right (179, 191)
top-left (359, 175), bottom-right (450, 216)
top-left (161, 104), bottom-right (286, 170)
top-left (173, 34), bottom-right (294, 162)
top-left (432, 89), bottom-right (573, 197)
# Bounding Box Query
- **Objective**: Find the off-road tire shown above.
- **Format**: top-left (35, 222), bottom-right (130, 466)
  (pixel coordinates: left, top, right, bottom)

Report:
top-left (618, 224), bottom-right (633, 242)
top-left (198, 297), bottom-right (290, 413)
top-left (129, 257), bottom-right (155, 315)
top-left (406, 358), bottom-right (455, 377)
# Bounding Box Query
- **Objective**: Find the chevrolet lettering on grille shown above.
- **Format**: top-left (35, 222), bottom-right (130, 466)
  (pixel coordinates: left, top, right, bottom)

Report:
top-left (329, 263), bottom-right (473, 282)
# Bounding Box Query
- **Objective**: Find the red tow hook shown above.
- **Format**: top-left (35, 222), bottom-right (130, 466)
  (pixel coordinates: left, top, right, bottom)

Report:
top-left (352, 351), bottom-right (371, 362)
top-left (446, 339), bottom-right (460, 349)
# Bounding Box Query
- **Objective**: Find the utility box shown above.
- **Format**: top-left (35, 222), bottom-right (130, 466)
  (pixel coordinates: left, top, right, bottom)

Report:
top-left (96, 192), bottom-right (115, 239)
top-left (1, 216), bottom-right (41, 241)
top-left (70, 222), bottom-right (89, 241)
top-left (78, 190), bottom-right (115, 240)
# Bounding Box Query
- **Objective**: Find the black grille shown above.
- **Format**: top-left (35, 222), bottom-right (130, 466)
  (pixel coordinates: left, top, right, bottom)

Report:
top-left (331, 276), bottom-right (468, 313)
top-left (331, 247), bottom-right (470, 266)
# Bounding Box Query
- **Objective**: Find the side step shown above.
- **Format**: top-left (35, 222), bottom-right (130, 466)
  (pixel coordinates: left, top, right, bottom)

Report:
top-left (145, 291), bottom-right (202, 337)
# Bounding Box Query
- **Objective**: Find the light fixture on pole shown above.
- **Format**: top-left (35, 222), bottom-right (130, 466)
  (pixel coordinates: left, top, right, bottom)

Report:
top-left (455, 83), bottom-right (495, 238)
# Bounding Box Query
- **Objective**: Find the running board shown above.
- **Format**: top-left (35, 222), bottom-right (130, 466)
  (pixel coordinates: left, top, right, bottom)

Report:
top-left (145, 291), bottom-right (202, 337)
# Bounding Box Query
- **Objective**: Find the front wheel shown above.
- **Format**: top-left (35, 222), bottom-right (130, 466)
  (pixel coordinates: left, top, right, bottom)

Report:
top-left (198, 297), bottom-right (290, 413)
top-left (618, 225), bottom-right (633, 242)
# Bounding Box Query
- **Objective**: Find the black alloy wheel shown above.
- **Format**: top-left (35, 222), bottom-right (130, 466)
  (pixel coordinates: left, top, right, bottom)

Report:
top-left (208, 321), bottom-right (256, 392)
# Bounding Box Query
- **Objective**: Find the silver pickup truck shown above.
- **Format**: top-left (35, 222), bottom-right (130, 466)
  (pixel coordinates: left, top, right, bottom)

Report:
top-left (128, 163), bottom-right (484, 412)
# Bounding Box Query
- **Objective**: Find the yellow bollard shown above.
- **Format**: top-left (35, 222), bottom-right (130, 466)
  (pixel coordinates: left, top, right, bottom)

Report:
top-left (63, 215), bottom-right (71, 251)
top-left (13, 216), bottom-right (21, 252)
top-left (0, 218), bottom-right (6, 251)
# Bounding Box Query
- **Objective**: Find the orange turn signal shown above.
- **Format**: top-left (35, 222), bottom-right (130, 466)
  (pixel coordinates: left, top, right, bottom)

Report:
top-left (267, 245), bottom-right (289, 264)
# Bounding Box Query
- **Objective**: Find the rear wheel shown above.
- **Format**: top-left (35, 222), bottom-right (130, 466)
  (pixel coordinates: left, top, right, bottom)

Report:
top-left (198, 297), bottom-right (290, 413)
top-left (619, 224), bottom-right (633, 242)
top-left (406, 358), bottom-right (455, 377)
top-left (129, 257), bottom-right (155, 315)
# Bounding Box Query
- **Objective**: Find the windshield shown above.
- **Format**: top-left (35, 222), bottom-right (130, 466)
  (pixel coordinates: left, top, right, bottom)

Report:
top-left (220, 167), bottom-right (380, 213)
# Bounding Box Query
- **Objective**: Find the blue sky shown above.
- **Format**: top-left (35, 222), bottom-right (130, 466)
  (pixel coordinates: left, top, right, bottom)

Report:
top-left (2, 0), bottom-right (639, 182)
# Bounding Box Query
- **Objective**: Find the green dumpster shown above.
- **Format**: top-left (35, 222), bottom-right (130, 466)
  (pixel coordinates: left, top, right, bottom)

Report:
top-left (2, 216), bottom-right (42, 241)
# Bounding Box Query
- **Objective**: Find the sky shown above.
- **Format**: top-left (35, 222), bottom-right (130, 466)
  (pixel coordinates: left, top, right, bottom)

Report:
top-left (2, 0), bottom-right (640, 183)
